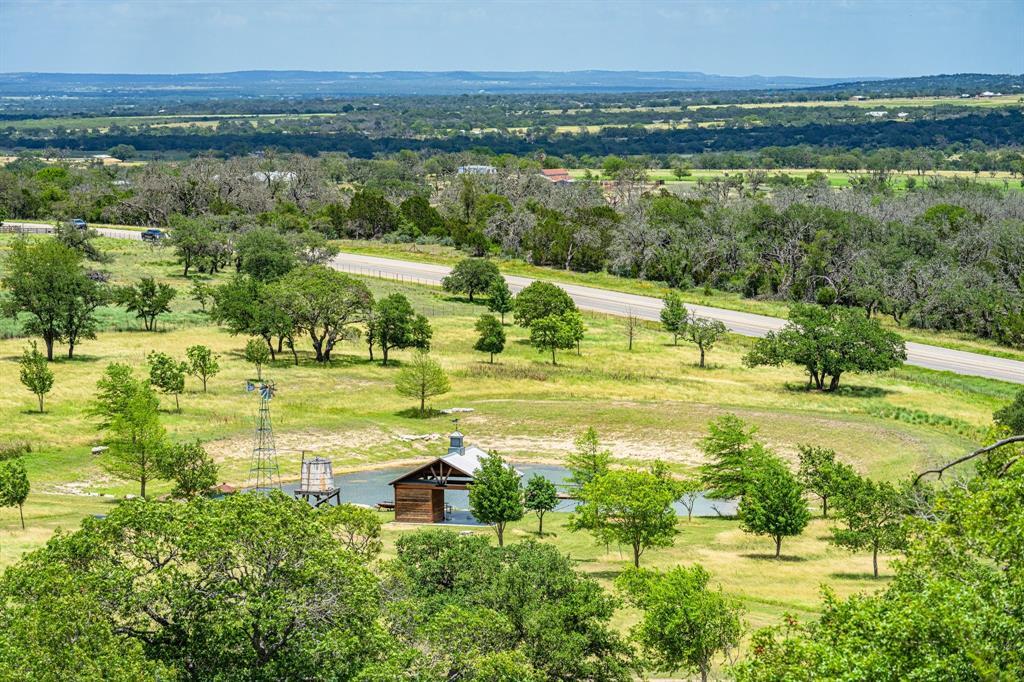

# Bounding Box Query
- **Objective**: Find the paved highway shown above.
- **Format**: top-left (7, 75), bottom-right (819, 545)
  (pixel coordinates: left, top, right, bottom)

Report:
top-left (330, 252), bottom-right (1024, 384)
top-left (4, 222), bottom-right (1022, 383)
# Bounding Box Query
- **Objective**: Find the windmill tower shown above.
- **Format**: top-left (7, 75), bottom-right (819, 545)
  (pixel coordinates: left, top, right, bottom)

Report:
top-left (246, 380), bottom-right (281, 493)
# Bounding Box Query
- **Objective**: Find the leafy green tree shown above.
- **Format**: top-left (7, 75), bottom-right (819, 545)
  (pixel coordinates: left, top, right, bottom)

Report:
top-left (395, 350), bottom-right (450, 415)
top-left (466, 651), bottom-right (542, 682)
top-left (98, 376), bottom-right (167, 498)
top-left (674, 476), bottom-right (703, 522)
top-left (289, 229), bottom-right (339, 266)
top-left (234, 226), bottom-right (297, 281)
top-left (211, 275), bottom-right (295, 361)
top-left (189, 278), bottom-right (213, 312)
top-left (486, 276), bottom-right (514, 324)
top-left (91, 363), bottom-right (141, 428)
top-left (513, 281), bottom-right (577, 327)
top-left (417, 604), bottom-right (520, 681)
top-left (529, 313), bottom-right (576, 364)
top-left (0, 493), bottom-right (384, 680)
top-left (117, 277), bottom-right (176, 332)
top-left (0, 457), bottom-right (30, 529)
top-left (474, 313), bottom-right (505, 363)
top-left (563, 309), bottom-right (586, 355)
top-left (392, 531), bottom-right (636, 681)
top-left (107, 143), bottom-right (137, 160)
top-left (157, 440), bottom-right (218, 499)
top-left (271, 266), bottom-right (373, 363)
top-left (185, 344), bottom-right (219, 392)
top-left (744, 303), bottom-right (906, 391)
top-left (244, 337), bottom-right (271, 379)
top-left (571, 469), bottom-right (678, 567)
top-left (399, 195), bottom-right (446, 236)
top-left (61, 273), bottom-right (107, 360)
top-left (347, 188), bottom-right (399, 238)
top-left (370, 293), bottom-right (431, 365)
top-left (318, 503), bottom-right (384, 561)
top-left (797, 445), bottom-right (856, 518)
top-left (469, 452), bottom-right (524, 546)
top-left (738, 456), bottom-right (810, 558)
top-left (168, 215), bottom-right (214, 276)
top-left (442, 257), bottom-right (502, 303)
top-left (699, 414), bottom-right (767, 500)
top-left (994, 387), bottom-right (1024, 434)
top-left (734, 440), bottom-right (1024, 682)
top-left (567, 426), bottom-right (611, 488)
top-left (0, 553), bottom-right (165, 679)
top-left (1, 238), bottom-right (105, 360)
top-left (55, 221), bottom-right (106, 262)
top-left (660, 292), bottom-right (689, 345)
top-left (523, 473), bottom-right (558, 535)
top-left (147, 351), bottom-right (186, 412)
top-left (616, 565), bottom-right (744, 682)
top-left (687, 315), bottom-right (727, 367)
top-left (830, 475), bottom-right (909, 577)
top-left (18, 341), bottom-right (53, 413)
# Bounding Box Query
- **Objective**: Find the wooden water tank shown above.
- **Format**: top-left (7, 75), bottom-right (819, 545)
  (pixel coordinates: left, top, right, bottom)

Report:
top-left (299, 457), bottom-right (334, 492)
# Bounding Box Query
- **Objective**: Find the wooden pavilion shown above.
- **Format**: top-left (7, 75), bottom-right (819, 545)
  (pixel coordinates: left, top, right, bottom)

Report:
top-left (389, 431), bottom-right (489, 523)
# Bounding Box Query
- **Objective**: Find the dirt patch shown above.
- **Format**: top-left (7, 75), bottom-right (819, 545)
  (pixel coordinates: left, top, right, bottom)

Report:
top-left (48, 476), bottom-right (118, 497)
top-left (459, 434), bottom-right (706, 468)
top-left (204, 427), bottom-right (395, 463)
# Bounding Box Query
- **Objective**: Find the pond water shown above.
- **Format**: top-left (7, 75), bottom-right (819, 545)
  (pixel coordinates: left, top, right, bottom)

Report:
top-left (279, 463), bottom-right (736, 524)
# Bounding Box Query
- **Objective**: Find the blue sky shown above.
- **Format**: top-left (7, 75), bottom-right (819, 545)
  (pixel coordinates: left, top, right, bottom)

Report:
top-left (1, 0), bottom-right (1021, 77)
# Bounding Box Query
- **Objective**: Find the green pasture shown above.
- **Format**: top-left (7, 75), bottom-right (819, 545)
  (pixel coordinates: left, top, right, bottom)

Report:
top-left (0, 235), bottom-right (1012, 638)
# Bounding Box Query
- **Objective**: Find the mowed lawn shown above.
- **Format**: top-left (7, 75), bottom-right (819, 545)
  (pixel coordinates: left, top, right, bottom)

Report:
top-left (0, 235), bottom-right (1011, 634)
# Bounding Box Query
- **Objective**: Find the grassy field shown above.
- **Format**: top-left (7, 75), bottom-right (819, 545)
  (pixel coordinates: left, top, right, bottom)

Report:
top-left (379, 513), bottom-right (894, 634)
top-left (0, 235), bottom-right (1013, 641)
top-left (544, 94), bottom-right (1023, 115)
top-left (689, 94), bottom-right (1024, 110)
top-left (0, 111), bottom-right (341, 131)
top-left (334, 239), bottom-right (1024, 363)
top-left (566, 167), bottom-right (1022, 190)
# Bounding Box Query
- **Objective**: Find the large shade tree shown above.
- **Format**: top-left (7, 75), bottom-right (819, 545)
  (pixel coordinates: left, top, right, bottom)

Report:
top-left (442, 257), bottom-right (501, 303)
top-left (0, 494), bottom-right (387, 680)
top-left (2, 238), bottom-right (107, 360)
top-left (744, 303), bottom-right (906, 391)
top-left (271, 266), bottom-right (373, 362)
top-left (513, 281), bottom-right (577, 327)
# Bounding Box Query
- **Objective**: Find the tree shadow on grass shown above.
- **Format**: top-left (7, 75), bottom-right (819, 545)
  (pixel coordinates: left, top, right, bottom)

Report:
top-left (830, 571), bottom-right (891, 581)
top-left (782, 382), bottom-right (890, 398)
top-left (740, 553), bottom-right (809, 562)
top-left (395, 407), bottom-right (447, 420)
top-left (587, 569), bottom-right (626, 581)
top-left (1, 353), bottom-right (104, 363)
top-left (438, 293), bottom-right (485, 307)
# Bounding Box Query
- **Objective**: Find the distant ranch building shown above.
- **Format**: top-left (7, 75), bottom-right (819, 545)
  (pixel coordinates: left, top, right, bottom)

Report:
top-left (539, 168), bottom-right (573, 184)
top-left (456, 165), bottom-right (497, 175)
top-left (389, 431), bottom-right (518, 523)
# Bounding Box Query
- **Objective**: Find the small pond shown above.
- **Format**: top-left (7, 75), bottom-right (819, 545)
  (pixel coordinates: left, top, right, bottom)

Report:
top-left (279, 463), bottom-right (736, 525)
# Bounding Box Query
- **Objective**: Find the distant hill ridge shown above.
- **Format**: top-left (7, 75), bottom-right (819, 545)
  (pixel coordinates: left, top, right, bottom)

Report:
top-left (0, 70), bottom-right (861, 96)
top-left (0, 70), bottom-right (1018, 97)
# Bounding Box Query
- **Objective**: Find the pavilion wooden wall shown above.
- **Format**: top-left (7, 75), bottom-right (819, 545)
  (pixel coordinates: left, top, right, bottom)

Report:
top-left (394, 485), bottom-right (444, 523)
